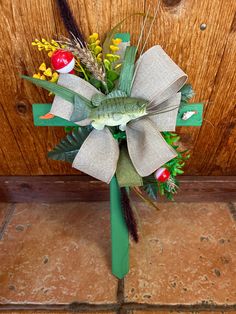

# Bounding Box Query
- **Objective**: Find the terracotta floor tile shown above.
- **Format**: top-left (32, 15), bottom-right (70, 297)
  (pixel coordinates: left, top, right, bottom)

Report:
top-left (0, 202), bottom-right (118, 304)
top-left (125, 202), bottom-right (236, 305)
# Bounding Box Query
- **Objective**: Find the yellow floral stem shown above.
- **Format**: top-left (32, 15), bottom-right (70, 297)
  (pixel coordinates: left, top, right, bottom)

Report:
top-left (76, 63), bottom-right (89, 81)
top-left (102, 81), bottom-right (109, 94)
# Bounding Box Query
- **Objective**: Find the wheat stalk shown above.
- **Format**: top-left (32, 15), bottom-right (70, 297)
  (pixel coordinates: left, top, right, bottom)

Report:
top-left (58, 35), bottom-right (106, 84)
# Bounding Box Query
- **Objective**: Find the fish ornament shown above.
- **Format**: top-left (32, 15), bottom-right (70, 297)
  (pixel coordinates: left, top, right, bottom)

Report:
top-left (71, 89), bottom-right (148, 131)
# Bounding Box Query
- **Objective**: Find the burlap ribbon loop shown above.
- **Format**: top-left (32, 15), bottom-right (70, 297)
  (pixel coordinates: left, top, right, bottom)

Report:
top-left (126, 118), bottom-right (177, 177)
top-left (131, 45), bottom-right (187, 107)
top-left (72, 128), bottom-right (119, 183)
top-left (50, 46), bottom-right (187, 183)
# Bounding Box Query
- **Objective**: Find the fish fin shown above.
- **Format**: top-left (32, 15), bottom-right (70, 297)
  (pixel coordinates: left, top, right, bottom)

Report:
top-left (119, 123), bottom-right (127, 131)
top-left (91, 93), bottom-right (106, 107)
top-left (70, 95), bottom-right (91, 122)
top-left (91, 121), bottom-right (105, 130)
top-left (106, 89), bottom-right (127, 99)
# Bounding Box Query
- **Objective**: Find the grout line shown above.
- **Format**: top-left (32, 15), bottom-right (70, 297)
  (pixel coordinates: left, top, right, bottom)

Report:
top-left (122, 302), bottom-right (236, 311)
top-left (0, 203), bottom-right (16, 240)
top-left (68, 302), bottom-right (119, 312)
top-left (0, 302), bottom-right (236, 312)
top-left (117, 279), bottom-right (127, 314)
top-left (227, 202), bottom-right (236, 221)
top-left (117, 279), bottom-right (125, 304)
top-left (0, 303), bottom-right (119, 312)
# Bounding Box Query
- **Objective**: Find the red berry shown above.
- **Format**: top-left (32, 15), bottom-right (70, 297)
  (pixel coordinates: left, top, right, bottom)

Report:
top-left (51, 50), bottom-right (75, 73)
top-left (155, 167), bottom-right (170, 183)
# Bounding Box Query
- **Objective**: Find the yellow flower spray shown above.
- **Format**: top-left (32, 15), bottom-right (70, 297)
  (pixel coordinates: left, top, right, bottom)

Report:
top-left (32, 63), bottom-right (59, 119)
top-left (32, 39), bottom-right (65, 57)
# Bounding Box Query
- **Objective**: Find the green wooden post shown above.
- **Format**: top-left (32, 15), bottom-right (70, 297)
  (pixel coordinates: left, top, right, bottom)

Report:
top-left (110, 176), bottom-right (129, 279)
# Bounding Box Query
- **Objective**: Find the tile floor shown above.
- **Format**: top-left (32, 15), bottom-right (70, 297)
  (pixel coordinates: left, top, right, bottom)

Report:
top-left (0, 202), bottom-right (235, 314)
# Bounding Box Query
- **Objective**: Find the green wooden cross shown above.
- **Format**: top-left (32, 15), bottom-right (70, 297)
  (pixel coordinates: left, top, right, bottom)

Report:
top-left (33, 103), bottom-right (203, 127)
top-left (31, 33), bottom-right (203, 279)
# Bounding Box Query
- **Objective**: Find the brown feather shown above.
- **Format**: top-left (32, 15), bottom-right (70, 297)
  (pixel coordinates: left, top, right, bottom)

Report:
top-left (120, 187), bottom-right (138, 242)
top-left (56, 0), bottom-right (85, 45)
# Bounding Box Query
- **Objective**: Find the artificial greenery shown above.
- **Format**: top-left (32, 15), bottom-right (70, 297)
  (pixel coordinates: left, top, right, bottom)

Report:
top-left (180, 84), bottom-right (195, 103)
top-left (48, 126), bottom-right (92, 163)
top-left (141, 83), bottom-right (194, 201)
top-left (143, 132), bottom-right (190, 201)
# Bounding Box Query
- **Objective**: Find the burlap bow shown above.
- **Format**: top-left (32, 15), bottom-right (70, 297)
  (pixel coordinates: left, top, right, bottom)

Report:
top-left (50, 46), bottom-right (187, 183)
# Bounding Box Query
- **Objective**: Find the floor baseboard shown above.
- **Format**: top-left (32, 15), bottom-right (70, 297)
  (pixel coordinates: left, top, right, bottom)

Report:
top-left (0, 176), bottom-right (235, 203)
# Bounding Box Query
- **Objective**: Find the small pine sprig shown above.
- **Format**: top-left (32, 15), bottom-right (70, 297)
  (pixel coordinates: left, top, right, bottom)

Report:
top-left (180, 84), bottom-right (195, 103)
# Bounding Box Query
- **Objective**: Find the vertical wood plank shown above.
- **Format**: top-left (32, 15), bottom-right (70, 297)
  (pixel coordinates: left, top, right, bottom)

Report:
top-left (190, 11), bottom-right (236, 175)
top-left (0, 104), bottom-right (28, 174)
top-left (0, 0), bottom-right (235, 175)
top-left (0, 0), bottom-right (77, 174)
top-left (144, 0), bottom-right (236, 175)
top-left (110, 0), bottom-right (145, 40)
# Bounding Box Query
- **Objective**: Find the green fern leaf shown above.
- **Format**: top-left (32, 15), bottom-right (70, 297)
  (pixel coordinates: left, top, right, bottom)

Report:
top-left (48, 126), bottom-right (92, 163)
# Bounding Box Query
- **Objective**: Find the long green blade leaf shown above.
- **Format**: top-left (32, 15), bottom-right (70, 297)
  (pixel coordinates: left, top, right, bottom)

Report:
top-left (118, 46), bottom-right (137, 96)
top-left (22, 75), bottom-right (90, 105)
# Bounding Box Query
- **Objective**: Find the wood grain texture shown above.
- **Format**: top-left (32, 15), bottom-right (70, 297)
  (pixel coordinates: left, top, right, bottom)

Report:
top-left (0, 0), bottom-right (235, 175)
top-left (144, 0), bottom-right (236, 175)
top-left (0, 176), bottom-right (235, 202)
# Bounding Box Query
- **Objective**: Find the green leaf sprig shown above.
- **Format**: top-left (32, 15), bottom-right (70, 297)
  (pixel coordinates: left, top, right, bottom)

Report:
top-left (143, 132), bottom-right (190, 201)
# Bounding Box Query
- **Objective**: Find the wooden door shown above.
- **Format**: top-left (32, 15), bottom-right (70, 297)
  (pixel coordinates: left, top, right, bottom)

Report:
top-left (0, 0), bottom-right (235, 176)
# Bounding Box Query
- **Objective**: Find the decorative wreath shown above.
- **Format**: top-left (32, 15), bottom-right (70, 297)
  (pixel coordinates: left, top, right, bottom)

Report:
top-left (23, 0), bottom-right (203, 278)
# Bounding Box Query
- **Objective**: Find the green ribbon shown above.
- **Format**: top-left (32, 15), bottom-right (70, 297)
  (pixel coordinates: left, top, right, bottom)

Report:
top-left (116, 144), bottom-right (143, 187)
